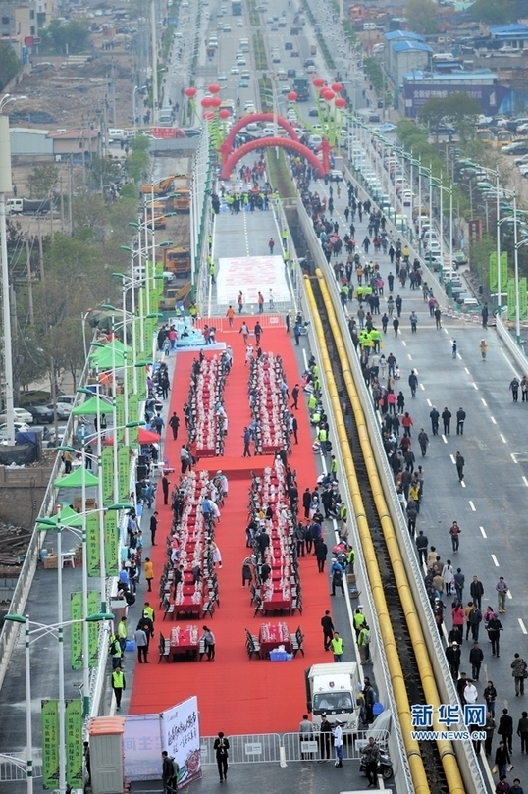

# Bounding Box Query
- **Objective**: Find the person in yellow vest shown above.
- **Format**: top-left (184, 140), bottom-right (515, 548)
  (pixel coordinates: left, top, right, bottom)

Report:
top-left (282, 228), bottom-right (289, 247)
top-left (117, 616), bottom-right (128, 653)
top-left (330, 631), bottom-right (344, 662)
top-left (370, 327), bottom-right (382, 352)
top-left (357, 624), bottom-right (371, 663)
top-left (284, 249), bottom-right (290, 266)
top-left (353, 607), bottom-right (366, 638)
top-left (143, 602), bottom-right (155, 623)
top-left (109, 633), bottom-right (123, 669)
top-left (346, 546), bottom-right (355, 572)
top-left (112, 666), bottom-right (126, 711)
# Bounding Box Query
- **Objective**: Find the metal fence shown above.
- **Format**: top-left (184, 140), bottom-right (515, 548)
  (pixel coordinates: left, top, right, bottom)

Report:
top-left (0, 752), bottom-right (42, 781)
top-left (199, 730), bottom-right (389, 766)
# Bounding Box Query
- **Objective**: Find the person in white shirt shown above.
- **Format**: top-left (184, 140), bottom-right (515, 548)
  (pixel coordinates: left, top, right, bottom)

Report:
top-left (464, 680), bottom-right (478, 704)
top-left (333, 720), bottom-right (344, 767)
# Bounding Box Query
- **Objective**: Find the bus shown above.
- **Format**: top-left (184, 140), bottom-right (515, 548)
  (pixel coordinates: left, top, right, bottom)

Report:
top-left (219, 99), bottom-right (236, 117)
top-left (232, 0), bottom-right (242, 14)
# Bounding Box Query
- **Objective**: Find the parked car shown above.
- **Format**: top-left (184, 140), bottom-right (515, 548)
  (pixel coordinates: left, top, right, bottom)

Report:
top-left (27, 405), bottom-right (55, 423)
top-left (47, 403), bottom-right (72, 421)
top-left (0, 406), bottom-right (33, 424)
top-left (0, 421), bottom-right (30, 440)
top-left (55, 395), bottom-right (77, 406)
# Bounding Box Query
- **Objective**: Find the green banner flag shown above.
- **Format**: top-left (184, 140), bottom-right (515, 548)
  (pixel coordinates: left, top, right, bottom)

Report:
top-left (126, 360), bottom-right (134, 397)
top-left (88, 590), bottom-right (99, 667)
top-left (507, 278), bottom-right (516, 322)
top-left (134, 316), bottom-right (143, 355)
top-left (489, 252), bottom-right (498, 292)
top-left (101, 445), bottom-right (113, 506)
top-left (70, 592), bottom-right (82, 670)
top-left (137, 365), bottom-right (147, 400)
top-left (501, 251), bottom-right (508, 288)
top-left (115, 394), bottom-right (125, 443)
top-left (118, 446), bottom-right (130, 502)
top-left (65, 699), bottom-right (83, 789)
top-left (520, 278), bottom-right (528, 321)
top-left (86, 511), bottom-right (100, 578)
top-left (129, 394), bottom-right (139, 446)
top-left (41, 699), bottom-right (60, 789)
top-left (104, 510), bottom-right (119, 577)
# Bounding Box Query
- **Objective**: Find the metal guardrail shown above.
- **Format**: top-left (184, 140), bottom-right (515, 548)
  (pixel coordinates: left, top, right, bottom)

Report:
top-left (0, 752), bottom-right (42, 782)
top-left (496, 316), bottom-right (528, 371)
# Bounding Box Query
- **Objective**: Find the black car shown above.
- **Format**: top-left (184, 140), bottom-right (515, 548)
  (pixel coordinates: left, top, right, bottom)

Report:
top-left (27, 405), bottom-right (54, 423)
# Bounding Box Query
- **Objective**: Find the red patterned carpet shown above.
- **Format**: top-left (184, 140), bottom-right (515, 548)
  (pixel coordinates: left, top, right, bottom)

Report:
top-left (129, 324), bottom-right (330, 734)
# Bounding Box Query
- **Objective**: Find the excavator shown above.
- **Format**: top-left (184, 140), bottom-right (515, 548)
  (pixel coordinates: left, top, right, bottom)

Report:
top-left (140, 173), bottom-right (188, 196)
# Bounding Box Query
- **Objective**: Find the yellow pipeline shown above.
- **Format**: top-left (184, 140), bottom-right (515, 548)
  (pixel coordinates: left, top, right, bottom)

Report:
top-left (303, 275), bottom-right (429, 794)
top-left (313, 269), bottom-right (466, 794)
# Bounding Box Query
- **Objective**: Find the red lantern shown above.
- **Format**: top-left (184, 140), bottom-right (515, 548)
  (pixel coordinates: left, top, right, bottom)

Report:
top-left (332, 82), bottom-right (343, 94)
top-left (184, 86), bottom-right (197, 98)
top-left (335, 97), bottom-right (346, 109)
top-left (322, 88), bottom-right (335, 101)
top-left (210, 96), bottom-right (222, 108)
top-left (201, 96), bottom-right (212, 108)
top-left (208, 83), bottom-right (221, 94)
top-left (313, 77), bottom-right (325, 88)
top-left (288, 91), bottom-right (298, 102)
top-left (219, 108), bottom-right (231, 119)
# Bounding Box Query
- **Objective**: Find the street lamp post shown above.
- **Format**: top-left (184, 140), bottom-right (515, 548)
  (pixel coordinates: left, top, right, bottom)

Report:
top-left (0, 94), bottom-right (26, 443)
top-left (4, 612), bottom-right (112, 794)
top-left (132, 85), bottom-right (147, 138)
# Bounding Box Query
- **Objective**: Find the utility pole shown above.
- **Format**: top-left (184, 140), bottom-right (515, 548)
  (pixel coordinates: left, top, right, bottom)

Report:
top-left (151, 0), bottom-right (159, 121)
top-left (68, 159), bottom-right (73, 236)
top-left (36, 215), bottom-right (44, 281)
top-left (26, 237), bottom-right (34, 325)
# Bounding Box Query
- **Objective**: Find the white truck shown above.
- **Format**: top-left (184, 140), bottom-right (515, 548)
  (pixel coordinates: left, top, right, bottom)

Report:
top-left (305, 662), bottom-right (361, 731)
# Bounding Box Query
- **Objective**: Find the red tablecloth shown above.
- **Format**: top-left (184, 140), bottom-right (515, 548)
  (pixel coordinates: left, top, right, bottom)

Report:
top-left (169, 625), bottom-right (200, 659)
top-left (262, 594), bottom-right (291, 614)
top-left (174, 598), bottom-right (203, 618)
top-left (258, 622), bottom-right (292, 656)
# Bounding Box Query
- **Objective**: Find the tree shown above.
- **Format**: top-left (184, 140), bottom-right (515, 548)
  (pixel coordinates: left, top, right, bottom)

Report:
top-left (418, 97), bottom-right (448, 133)
top-left (0, 42), bottom-right (21, 91)
top-left (72, 194), bottom-right (107, 236)
top-left (48, 19), bottom-right (90, 53)
top-left (90, 157), bottom-right (123, 190)
top-left (417, 93), bottom-right (481, 141)
top-left (127, 150), bottom-right (149, 184)
top-left (405, 0), bottom-right (439, 34)
top-left (27, 164), bottom-right (59, 199)
top-left (469, 0), bottom-right (516, 24)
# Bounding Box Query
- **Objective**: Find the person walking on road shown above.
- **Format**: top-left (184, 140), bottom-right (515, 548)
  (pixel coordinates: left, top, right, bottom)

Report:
top-left (408, 370), bottom-right (418, 397)
top-left (393, 317), bottom-right (399, 337)
top-left (469, 604), bottom-right (482, 641)
top-left (510, 377), bottom-right (520, 402)
top-left (470, 575), bottom-right (484, 609)
top-left (498, 710), bottom-right (514, 753)
top-left (449, 520), bottom-right (461, 553)
top-left (484, 681), bottom-right (498, 718)
top-left (268, 237), bottom-right (275, 254)
top-left (455, 451), bottom-right (465, 482)
top-left (111, 665), bottom-right (125, 711)
top-left (321, 609), bottom-right (335, 651)
top-left (512, 653), bottom-right (527, 696)
top-left (453, 568), bottom-right (465, 602)
top-left (495, 740), bottom-right (511, 780)
top-left (456, 407), bottom-right (466, 435)
top-left (409, 311), bottom-right (417, 333)
top-left (480, 340), bottom-right (488, 360)
top-left (487, 612), bottom-right (503, 657)
top-left (418, 428), bottom-right (429, 456)
top-left (430, 406), bottom-right (440, 435)
top-left (517, 712), bottom-right (528, 754)
top-left (469, 641), bottom-right (484, 681)
top-left (395, 295), bottom-right (402, 318)
top-left (446, 641), bottom-right (461, 679)
top-left (442, 407), bottom-right (452, 435)
top-left (330, 631), bottom-right (344, 662)
top-left (214, 732), bottom-right (230, 782)
top-left (497, 577), bottom-right (509, 613)
top-left (415, 531), bottom-right (428, 565)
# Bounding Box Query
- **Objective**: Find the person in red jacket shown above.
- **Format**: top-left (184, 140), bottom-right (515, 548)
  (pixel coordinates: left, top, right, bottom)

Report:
top-left (401, 412), bottom-right (413, 438)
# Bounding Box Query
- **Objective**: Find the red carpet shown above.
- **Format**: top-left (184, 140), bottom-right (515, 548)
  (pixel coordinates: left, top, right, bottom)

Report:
top-left (129, 325), bottom-right (330, 734)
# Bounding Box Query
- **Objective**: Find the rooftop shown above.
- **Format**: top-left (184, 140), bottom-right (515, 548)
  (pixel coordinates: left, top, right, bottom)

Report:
top-left (392, 40), bottom-right (434, 54)
top-left (402, 69), bottom-right (498, 83)
top-left (385, 29), bottom-right (425, 42)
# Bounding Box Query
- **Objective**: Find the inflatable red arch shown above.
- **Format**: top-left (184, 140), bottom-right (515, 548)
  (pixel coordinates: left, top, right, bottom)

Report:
top-left (219, 136), bottom-right (326, 180)
top-left (223, 112), bottom-right (299, 154)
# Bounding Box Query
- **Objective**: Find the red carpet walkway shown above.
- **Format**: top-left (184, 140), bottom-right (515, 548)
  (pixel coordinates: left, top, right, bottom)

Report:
top-left (129, 324), bottom-right (330, 734)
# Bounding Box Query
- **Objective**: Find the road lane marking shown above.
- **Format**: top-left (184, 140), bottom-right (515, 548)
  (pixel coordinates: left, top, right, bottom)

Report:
top-left (481, 398), bottom-right (487, 406)
top-left (523, 476), bottom-right (528, 487)
top-left (491, 416), bottom-right (497, 424)
top-left (507, 591), bottom-right (512, 600)
top-left (491, 554), bottom-right (500, 567)
top-left (500, 434), bottom-right (506, 444)
top-left (464, 367), bottom-right (470, 375)
top-left (427, 398), bottom-right (432, 406)
top-left (442, 435), bottom-right (448, 443)
top-left (469, 501), bottom-right (476, 511)
top-left (479, 526), bottom-right (487, 538)
top-left (511, 453), bottom-right (518, 463)
top-left (472, 382), bottom-right (479, 390)
top-left (419, 383), bottom-right (425, 390)
top-left (519, 619), bottom-right (528, 635)
top-left (460, 480), bottom-right (466, 488)
top-left (449, 454), bottom-right (456, 464)
top-left (457, 353), bottom-right (462, 360)
top-left (407, 353), bottom-right (412, 360)
top-left (401, 341), bottom-right (407, 347)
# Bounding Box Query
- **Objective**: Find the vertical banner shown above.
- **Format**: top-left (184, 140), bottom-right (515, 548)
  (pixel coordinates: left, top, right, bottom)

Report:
top-left (115, 394), bottom-right (125, 443)
top-left (70, 592), bottom-right (82, 670)
top-left (507, 278), bottom-right (516, 321)
top-left (104, 510), bottom-right (119, 577)
top-left (65, 699), bottom-right (83, 789)
top-left (101, 445), bottom-right (114, 506)
top-left (129, 394), bottom-right (139, 446)
top-left (160, 696), bottom-right (201, 788)
top-left (137, 366), bottom-right (147, 401)
top-left (134, 316), bottom-right (143, 355)
top-left (41, 699), bottom-right (60, 789)
top-left (127, 361), bottom-right (134, 398)
top-left (87, 590), bottom-right (100, 666)
top-left (501, 251), bottom-right (508, 288)
top-left (118, 446), bottom-right (130, 502)
top-left (489, 252), bottom-right (497, 292)
top-left (520, 277), bottom-right (528, 321)
top-left (86, 512), bottom-right (100, 578)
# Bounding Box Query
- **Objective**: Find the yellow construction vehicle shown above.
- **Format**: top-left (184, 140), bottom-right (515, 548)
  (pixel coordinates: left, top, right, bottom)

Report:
top-left (140, 173), bottom-right (187, 196)
top-left (163, 245), bottom-right (191, 276)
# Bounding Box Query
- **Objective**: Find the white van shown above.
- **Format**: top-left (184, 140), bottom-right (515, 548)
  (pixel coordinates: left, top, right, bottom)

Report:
top-left (108, 128), bottom-right (125, 140)
top-left (158, 108), bottom-right (173, 126)
top-left (7, 198), bottom-right (23, 213)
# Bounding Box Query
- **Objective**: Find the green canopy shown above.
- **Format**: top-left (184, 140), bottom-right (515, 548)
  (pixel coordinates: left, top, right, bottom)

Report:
top-left (37, 504), bottom-right (83, 529)
top-left (90, 347), bottom-right (126, 370)
top-left (71, 395), bottom-right (111, 417)
top-left (54, 468), bottom-right (100, 489)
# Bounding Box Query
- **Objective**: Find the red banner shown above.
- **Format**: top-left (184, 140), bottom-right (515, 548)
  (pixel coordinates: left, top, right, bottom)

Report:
top-left (150, 127), bottom-right (178, 138)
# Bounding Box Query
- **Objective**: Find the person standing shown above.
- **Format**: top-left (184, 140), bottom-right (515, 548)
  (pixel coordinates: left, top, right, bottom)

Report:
top-left (239, 322), bottom-right (249, 344)
top-left (484, 681), bottom-right (498, 717)
top-left (357, 624), bottom-right (371, 664)
top-left (510, 377), bottom-right (520, 402)
top-left (498, 709), bottom-right (514, 753)
top-left (415, 531), bottom-right (428, 565)
top-left (470, 576), bottom-right (484, 609)
top-left (330, 631), bottom-right (344, 662)
top-left (150, 512), bottom-right (159, 545)
top-left (298, 714), bottom-right (314, 759)
top-left (497, 577), bottom-right (509, 613)
top-left (162, 751), bottom-right (174, 794)
top-left (315, 539), bottom-right (328, 573)
top-left (144, 557), bottom-right (154, 592)
top-left (455, 451), bottom-right (465, 482)
top-left (321, 610), bottom-right (334, 651)
top-left (442, 406), bottom-right (452, 435)
top-left (361, 737), bottom-right (380, 787)
top-left (201, 626), bottom-right (216, 661)
top-left (510, 778), bottom-right (525, 794)
top-left (237, 290), bottom-right (243, 314)
top-left (242, 426), bottom-right (251, 457)
top-left (333, 720), bottom-right (344, 768)
top-left (511, 653), bottom-right (527, 696)
top-left (111, 665), bottom-right (125, 711)
top-left (456, 407), bottom-right (466, 435)
top-left (454, 568), bottom-right (465, 602)
top-left (488, 613), bottom-right (503, 657)
top-left (319, 714), bottom-right (333, 762)
top-left (134, 625), bottom-right (148, 663)
top-left (214, 732), bottom-right (230, 782)
top-left (162, 474), bottom-right (170, 505)
top-left (464, 679), bottom-right (478, 705)
top-left (517, 712), bottom-right (528, 754)
top-left (446, 641), bottom-right (461, 680)
top-left (469, 641), bottom-right (484, 681)
top-left (291, 384), bottom-right (299, 410)
top-left (449, 521), bottom-right (461, 553)
top-left (480, 340), bottom-right (488, 360)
